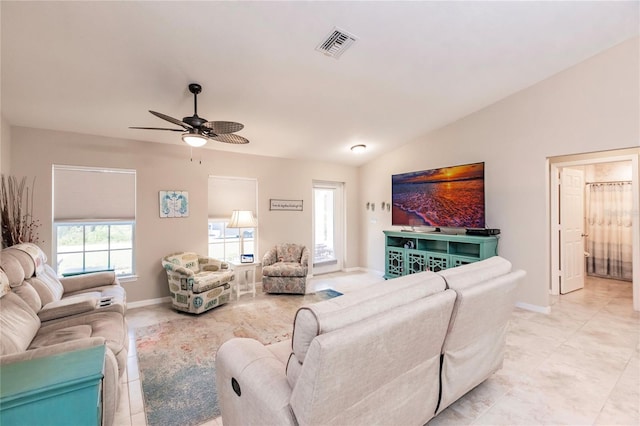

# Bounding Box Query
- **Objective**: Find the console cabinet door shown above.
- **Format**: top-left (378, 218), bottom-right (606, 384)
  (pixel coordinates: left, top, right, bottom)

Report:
top-left (385, 247), bottom-right (405, 278)
top-left (406, 249), bottom-right (428, 274)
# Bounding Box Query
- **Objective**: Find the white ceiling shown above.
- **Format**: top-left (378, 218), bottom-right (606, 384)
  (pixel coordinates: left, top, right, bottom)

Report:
top-left (2, 1), bottom-right (638, 166)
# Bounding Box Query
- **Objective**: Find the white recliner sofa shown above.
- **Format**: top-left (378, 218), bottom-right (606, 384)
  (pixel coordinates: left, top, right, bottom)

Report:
top-left (216, 256), bottom-right (525, 425)
top-left (0, 243), bottom-right (128, 426)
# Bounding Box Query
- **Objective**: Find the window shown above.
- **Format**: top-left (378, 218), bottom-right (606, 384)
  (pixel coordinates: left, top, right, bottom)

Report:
top-left (208, 176), bottom-right (257, 262)
top-left (312, 181), bottom-right (344, 274)
top-left (53, 165), bottom-right (136, 276)
top-left (55, 222), bottom-right (134, 276)
top-left (208, 220), bottom-right (255, 261)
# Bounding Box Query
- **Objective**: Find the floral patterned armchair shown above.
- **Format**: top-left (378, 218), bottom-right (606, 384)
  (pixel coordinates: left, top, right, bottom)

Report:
top-left (161, 252), bottom-right (234, 314)
top-left (261, 243), bottom-right (309, 294)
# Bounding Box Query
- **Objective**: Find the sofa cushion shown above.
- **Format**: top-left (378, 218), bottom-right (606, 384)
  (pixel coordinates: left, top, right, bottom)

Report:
top-left (0, 292), bottom-right (41, 355)
top-left (12, 281), bottom-right (42, 313)
top-left (276, 243), bottom-right (303, 263)
top-left (37, 311), bottom-right (128, 372)
top-left (192, 270), bottom-right (234, 293)
top-left (0, 269), bottom-right (9, 298)
top-left (262, 262), bottom-right (306, 278)
top-left (438, 269), bottom-right (525, 412)
top-left (5, 243), bottom-right (46, 276)
top-left (165, 252), bottom-right (200, 273)
top-left (27, 265), bottom-right (65, 306)
top-left (437, 256), bottom-right (512, 289)
top-left (0, 252), bottom-right (26, 288)
top-left (30, 325), bottom-right (93, 348)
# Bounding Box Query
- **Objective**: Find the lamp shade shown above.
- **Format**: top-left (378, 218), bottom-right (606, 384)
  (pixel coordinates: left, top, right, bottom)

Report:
top-left (182, 133), bottom-right (207, 147)
top-left (228, 210), bottom-right (257, 228)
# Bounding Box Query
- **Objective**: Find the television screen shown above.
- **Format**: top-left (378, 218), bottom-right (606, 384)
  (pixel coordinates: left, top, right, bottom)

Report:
top-left (392, 162), bottom-right (485, 229)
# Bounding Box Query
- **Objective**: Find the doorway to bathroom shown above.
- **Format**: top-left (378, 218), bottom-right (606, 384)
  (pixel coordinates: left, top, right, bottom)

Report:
top-left (549, 148), bottom-right (639, 311)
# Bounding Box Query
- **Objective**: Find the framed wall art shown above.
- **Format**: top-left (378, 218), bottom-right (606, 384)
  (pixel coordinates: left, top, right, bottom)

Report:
top-left (159, 190), bottom-right (189, 218)
top-left (269, 199), bottom-right (303, 211)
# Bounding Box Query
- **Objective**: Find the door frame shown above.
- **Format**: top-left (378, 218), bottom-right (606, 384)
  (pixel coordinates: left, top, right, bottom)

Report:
top-left (311, 180), bottom-right (345, 275)
top-left (549, 151), bottom-right (639, 311)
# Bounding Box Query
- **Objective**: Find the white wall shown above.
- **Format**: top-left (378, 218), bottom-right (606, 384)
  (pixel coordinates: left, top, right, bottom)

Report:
top-left (9, 127), bottom-right (360, 302)
top-left (359, 37), bottom-right (640, 310)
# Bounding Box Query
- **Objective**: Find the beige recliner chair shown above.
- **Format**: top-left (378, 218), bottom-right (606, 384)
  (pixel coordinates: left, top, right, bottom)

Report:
top-left (261, 243), bottom-right (309, 294)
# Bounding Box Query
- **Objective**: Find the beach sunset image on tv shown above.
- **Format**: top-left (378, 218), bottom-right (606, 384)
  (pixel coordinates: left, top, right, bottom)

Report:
top-left (391, 162), bottom-right (485, 228)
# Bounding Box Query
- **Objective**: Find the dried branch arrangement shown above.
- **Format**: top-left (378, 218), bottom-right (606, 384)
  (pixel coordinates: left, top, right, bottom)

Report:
top-left (0, 175), bottom-right (41, 247)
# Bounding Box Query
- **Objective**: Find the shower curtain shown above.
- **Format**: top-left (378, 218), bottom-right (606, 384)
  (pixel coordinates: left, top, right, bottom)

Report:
top-left (586, 182), bottom-right (633, 281)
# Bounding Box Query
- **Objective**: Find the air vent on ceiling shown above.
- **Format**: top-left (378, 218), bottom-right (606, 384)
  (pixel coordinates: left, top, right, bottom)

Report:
top-left (316, 27), bottom-right (358, 59)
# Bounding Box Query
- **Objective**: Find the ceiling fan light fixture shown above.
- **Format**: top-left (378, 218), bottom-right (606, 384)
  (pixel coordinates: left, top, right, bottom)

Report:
top-left (182, 132), bottom-right (207, 147)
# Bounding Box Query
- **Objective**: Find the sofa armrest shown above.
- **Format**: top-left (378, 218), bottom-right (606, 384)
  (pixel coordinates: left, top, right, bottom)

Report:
top-left (38, 296), bottom-right (99, 322)
top-left (0, 337), bottom-right (107, 366)
top-left (59, 271), bottom-right (119, 295)
top-left (262, 248), bottom-right (278, 267)
top-left (216, 338), bottom-right (296, 426)
top-left (300, 246), bottom-right (310, 268)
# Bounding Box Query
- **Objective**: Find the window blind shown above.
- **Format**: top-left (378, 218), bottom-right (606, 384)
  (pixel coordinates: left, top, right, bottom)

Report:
top-left (208, 176), bottom-right (257, 219)
top-left (53, 165), bottom-right (136, 221)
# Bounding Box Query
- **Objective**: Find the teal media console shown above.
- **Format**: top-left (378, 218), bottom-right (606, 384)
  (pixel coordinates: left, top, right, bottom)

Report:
top-left (384, 230), bottom-right (498, 278)
top-left (0, 345), bottom-right (105, 426)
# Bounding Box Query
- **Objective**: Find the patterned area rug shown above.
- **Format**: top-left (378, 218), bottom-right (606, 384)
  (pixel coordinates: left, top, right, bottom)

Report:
top-left (135, 290), bottom-right (341, 426)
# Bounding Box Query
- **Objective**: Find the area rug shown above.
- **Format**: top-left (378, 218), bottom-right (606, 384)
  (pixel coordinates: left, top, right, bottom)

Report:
top-left (135, 290), bottom-right (342, 426)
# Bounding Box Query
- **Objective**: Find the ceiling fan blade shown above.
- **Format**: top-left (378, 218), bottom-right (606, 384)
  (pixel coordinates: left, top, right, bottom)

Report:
top-left (149, 110), bottom-right (192, 130)
top-left (207, 133), bottom-right (250, 144)
top-left (129, 126), bottom-right (184, 132)
top-left (202, 121), bottom-right (244, 134)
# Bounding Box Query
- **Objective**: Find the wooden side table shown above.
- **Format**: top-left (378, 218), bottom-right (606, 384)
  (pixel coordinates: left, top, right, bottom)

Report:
top-left (0, 345), bottom-right (105, 426)
top-left (230, 261), bottom-right (260, 300)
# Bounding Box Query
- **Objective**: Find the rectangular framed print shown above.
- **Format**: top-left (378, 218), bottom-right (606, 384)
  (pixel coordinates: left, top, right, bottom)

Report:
top-left (269, 199), bottom-right (303, 211)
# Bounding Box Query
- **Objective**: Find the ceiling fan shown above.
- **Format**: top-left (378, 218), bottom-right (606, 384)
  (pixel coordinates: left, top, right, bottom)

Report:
top-left (130, 83), bottom-right (249, 147)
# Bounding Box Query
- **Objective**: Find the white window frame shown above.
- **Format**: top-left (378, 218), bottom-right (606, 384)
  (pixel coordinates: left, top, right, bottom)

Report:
top-left (53, 220), bottom-right (136, 277)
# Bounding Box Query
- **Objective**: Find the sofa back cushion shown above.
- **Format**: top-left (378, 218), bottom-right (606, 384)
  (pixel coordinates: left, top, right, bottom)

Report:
top-left (163, 252), bottom-right (200, 273)
top-left (276, 243), bottom-right (303, 263)
top-left (12, 281), bottom-right (42, 313)
top-left (289, 271), bottom-right (445, 381)
top-left (438, 267), bottom-right (525, 413)
top-left (3, 243), bottom-right (47, 277)
top-left (0, 292), bottom-right (41, 355)
top-left (437, 255), bottom-right (512, 289)
top-left (0, 251), bottom-right (26, 288)
top-left (0, 269), bottom-right (10, 298)
top-left (27, 264), bottom-right (64, 306)
top-left (290, 290), bottom-right (456, 426)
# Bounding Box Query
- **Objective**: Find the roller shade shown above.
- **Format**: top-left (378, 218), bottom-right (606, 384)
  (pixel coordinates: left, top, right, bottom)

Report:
top-left (53, 166), bottom-right (136, 221)
top-left (208, 176), bottom-right (257, 219)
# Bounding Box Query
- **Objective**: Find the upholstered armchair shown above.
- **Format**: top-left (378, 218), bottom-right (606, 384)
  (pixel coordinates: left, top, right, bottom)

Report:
top-left (261, 243), bottom-right (309, 294)
top-left (161, 252), bottom-right (234, 314)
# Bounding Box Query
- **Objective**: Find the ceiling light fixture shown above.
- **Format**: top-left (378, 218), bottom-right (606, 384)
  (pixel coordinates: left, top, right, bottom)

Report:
top-left (350, 144), bottom-right (366, 153)
top-left (182, 131), bottom-right (207, 147)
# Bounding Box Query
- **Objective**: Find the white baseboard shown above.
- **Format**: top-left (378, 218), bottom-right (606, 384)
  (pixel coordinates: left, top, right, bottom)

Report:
top-left (128, 296), bottom-right (171, 309)
top-left (515, 301), bottom-right (551, 315)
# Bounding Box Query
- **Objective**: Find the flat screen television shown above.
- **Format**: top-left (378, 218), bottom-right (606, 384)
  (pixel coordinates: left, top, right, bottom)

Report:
top-left (391, 162), bottom-right (485, 229)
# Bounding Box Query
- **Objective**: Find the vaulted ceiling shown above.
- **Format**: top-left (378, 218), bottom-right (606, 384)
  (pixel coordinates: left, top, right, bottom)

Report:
top-left (2, 1), bottom-right (638, 166)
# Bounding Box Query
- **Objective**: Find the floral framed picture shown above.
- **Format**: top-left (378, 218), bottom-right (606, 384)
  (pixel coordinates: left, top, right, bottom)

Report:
top-left (159, 190), bottom-right (189, 218)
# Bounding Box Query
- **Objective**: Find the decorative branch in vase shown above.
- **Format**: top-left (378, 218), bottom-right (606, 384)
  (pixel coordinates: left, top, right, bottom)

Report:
top-left (0, 174), bottom-right (41, 247)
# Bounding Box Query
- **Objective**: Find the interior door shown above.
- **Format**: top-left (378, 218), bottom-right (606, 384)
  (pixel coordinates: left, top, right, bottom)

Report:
top-left (560, 168), bottom-right (585, 294)
top-left (313, 181), bottom-right (344, 275)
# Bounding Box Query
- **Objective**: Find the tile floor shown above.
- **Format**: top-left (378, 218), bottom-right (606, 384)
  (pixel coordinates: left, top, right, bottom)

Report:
top-left (115, 272), bottom-right (639, 426)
